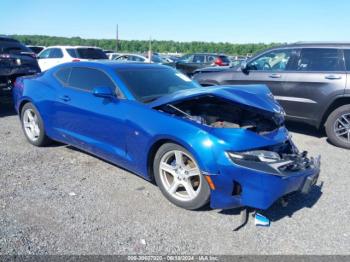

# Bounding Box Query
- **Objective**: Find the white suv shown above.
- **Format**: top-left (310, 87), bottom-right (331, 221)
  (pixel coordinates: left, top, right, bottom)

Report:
top-left (37, 46), bottom-right (108, 71)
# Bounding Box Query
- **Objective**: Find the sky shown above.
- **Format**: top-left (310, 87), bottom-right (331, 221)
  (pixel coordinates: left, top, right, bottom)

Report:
top-left (1, 0), bottom-right (350, 43)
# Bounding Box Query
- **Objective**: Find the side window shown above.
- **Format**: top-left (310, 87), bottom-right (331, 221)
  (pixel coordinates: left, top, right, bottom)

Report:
top-left (206, 55), bottom-right (216, 63)
top-left (179, 54), bottom-right (193, 63)
top-left (49, 48), bottom-right (63, 59)
top-left (193, 55), bottom-right (205, 63)
top-left (66, 48), bottom-right (78, 58)
top-left (54, 67), bottom-right (71, 85)
top-left (68, 67), bottom-right (115, 91)
top-left (248, 49), bottom-right (292, 71)
top-left (117, 55), bottom-right (128, 61)
top-left (38, 49), bottom-right (51, 59)
top-left (343, 49), bottom-right (350, 71)
top-left (296, 48), bottom-right (344, 71)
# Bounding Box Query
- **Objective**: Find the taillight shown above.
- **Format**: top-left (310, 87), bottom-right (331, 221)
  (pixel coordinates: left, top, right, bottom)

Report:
top-left (0, 54), bottom-right (11, 59)
top-left (72, 59), bottom-right (80, 62)
top-left (214, 57), bottom-right (224, 66)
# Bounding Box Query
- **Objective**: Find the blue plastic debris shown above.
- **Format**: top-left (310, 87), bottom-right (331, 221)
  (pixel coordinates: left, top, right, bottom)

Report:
top-left (254, 213), bottom-right (270, 227)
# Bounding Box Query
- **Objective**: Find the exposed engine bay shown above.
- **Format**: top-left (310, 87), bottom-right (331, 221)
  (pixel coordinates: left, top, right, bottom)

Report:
top-left (157, 95), bottom-right (283, 134)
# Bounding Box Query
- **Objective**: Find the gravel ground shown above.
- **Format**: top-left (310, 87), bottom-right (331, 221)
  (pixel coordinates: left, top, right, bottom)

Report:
top-left (0, 99), bottom-right (349, 255)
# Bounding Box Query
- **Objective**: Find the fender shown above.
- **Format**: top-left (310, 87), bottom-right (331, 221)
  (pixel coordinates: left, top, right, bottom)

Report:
top-left (317, 93), bottom-right (350, 128)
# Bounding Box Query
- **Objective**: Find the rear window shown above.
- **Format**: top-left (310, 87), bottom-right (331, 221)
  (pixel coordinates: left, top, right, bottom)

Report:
top-left (76, 48), bottom-right (107, 59)
top-left (219, 55), bottom-right (230, 63)
top-left (0, 41), bottom-right (31, 54)
top-left (28, 46), bottom-right (44, 54)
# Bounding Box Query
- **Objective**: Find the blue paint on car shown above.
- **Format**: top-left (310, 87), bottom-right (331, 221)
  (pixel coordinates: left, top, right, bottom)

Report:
top-left (12, 61), bottom-right (320, 210)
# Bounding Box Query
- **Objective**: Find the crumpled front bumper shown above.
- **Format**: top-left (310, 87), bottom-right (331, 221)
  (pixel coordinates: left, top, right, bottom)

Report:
top-left (208, 153), bottom-right (321, 210)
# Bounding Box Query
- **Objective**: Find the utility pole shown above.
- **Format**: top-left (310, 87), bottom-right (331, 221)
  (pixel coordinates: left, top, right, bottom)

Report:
top-left (116, 24), bottom-right (119, 52)
top-left (148, 36), bottom-right (152, 63)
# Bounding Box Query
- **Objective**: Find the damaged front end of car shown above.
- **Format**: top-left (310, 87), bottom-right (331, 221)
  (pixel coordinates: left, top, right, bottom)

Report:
top-left (150, 85), bottom-right (321, 211)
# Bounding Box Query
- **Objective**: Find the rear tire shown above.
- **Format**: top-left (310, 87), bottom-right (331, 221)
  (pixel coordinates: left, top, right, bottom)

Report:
top-left (153, 143), bottom-right (210, 210)
top-left (325, 105), bottom-right (350, 149)
top-left (21, 103), bottom-right (51, 147)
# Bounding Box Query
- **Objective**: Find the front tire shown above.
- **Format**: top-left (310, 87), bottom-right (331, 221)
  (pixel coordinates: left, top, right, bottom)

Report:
top-left (153, 143), bottom-right (210, 210)
top-left (21, 103), bottom-right (51, 147)
top-left (325, 105), bottom-right (350, 149)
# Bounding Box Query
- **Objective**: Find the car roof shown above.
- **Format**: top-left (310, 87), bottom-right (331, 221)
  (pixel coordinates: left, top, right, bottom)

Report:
top-left (54, 61), bottom-right (170, 70)
top-left (44, 45), bottom-right (103, 49)
top-left (189, 53), bottom-right (227, 56)
top-left (273, 42), bottom-right (350, 49)
top-left (0, 36), bottom-right (19, 42)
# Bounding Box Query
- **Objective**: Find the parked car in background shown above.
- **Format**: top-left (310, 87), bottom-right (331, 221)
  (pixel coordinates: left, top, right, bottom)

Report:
top-left (37, 46), bottom-right (108, 71)
top-left (107, 52), bottom-right (122, 60)
top-left (12, 62), bottom-right (320, 212)
top-left (175, 53), bottom-right (230, 76)
top-left (0, 36), bottom-right (40, 97)
top-left (230, 58), bottom-right (246, 68)
top-left (114, 53), bottom-right (170, 65)
top-left (27, 45), bottom-right (45, 54)
top-left (103, 50), bottom-right (114, 55)
top-left (114, 53), bottom-right (150, 63)
top-left (193, 42), bottom-right (350, 149)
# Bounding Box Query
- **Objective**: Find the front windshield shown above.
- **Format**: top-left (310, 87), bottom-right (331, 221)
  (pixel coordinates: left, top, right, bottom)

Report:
top-left (116, 67), bottom-right (200, 103)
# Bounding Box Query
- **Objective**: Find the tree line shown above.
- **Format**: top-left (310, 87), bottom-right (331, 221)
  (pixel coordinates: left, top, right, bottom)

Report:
top-left (11, 35), bottom-right (283, 55)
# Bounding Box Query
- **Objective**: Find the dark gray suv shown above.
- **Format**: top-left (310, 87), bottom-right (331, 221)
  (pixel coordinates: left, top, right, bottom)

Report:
top-left (193, 42), bottom-right (350, 149)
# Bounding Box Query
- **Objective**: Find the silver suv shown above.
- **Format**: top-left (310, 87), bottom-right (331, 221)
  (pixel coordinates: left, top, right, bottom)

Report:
top-left (193, 42), bottom-right (350, 149)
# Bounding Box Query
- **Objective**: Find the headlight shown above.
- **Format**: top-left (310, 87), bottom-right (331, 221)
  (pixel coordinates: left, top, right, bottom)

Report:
top-left (227, 150), bottom-right (281, 163)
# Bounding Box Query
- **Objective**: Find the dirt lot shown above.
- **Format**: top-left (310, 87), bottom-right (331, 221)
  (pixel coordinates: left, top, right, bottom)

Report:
top-left (0, 98), bottom-right (349, 255)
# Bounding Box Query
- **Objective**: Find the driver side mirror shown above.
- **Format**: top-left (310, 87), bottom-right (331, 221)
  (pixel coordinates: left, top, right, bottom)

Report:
top-left (241, 61), bottom-right (248, 73)
top-left (240, 61), bottom-right (249, 74)
top-left (92, 87), bottom-right (114, 98)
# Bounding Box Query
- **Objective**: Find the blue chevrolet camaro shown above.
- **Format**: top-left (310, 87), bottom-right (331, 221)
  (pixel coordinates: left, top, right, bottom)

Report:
top-left (12, 61), bottom-right (320, 210)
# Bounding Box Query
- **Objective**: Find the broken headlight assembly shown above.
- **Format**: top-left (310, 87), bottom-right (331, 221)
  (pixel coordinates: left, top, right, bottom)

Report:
top-left (227, 150), bottom-right (281, 163)
top-left (226, 149), bottom-right (314, 176)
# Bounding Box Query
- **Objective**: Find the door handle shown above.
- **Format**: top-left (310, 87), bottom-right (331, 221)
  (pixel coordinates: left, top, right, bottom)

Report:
top-left (59, 95), bottom-right (71, 102)
top-left (325, 75), bottom-right (342, 80)
top-left (269, 73), bottom-right (281, 78)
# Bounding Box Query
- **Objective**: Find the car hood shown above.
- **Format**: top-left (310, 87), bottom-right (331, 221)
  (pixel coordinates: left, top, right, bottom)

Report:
top-left (147, 85), bottom-right (284, 115)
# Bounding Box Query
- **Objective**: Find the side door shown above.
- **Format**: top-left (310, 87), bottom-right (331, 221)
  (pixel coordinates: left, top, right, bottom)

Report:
top-left (52, 66), bottom-right (128, 164)
top-left (282, 48), bottom-right (346, 124)
top-left (224, 48), bottom-right (296, 97)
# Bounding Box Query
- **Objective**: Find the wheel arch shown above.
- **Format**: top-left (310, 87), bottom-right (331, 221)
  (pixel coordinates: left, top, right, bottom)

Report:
top-left (147, 138), bottom-right (187, 182)
top-left (18, 99), bottom-right (32, 117)
top-left (320, 95), bottom-right (350, 128)
top-left (146, 136), bottom-right (214, 182)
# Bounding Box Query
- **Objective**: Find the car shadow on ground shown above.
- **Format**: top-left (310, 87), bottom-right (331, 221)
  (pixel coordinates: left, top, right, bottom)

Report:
top-left (285, 121), bottom-right (325, 138)
top-left (65, 138), bottom-right (324, 219)
top-left (0, 97), bottom-right (16, 117)
top-left (219, 182), bottom-right (323, 223)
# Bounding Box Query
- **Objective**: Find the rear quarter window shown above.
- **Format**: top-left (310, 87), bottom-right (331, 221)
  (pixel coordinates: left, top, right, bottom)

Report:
top-left (296, 48), bottom-right (344, 71)
top-left (343, 49), bottom-right (350, 71)
top-left (68, 67), bottom-right (115, 91)
top-left (54, 67), bottom-right (71, 85)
